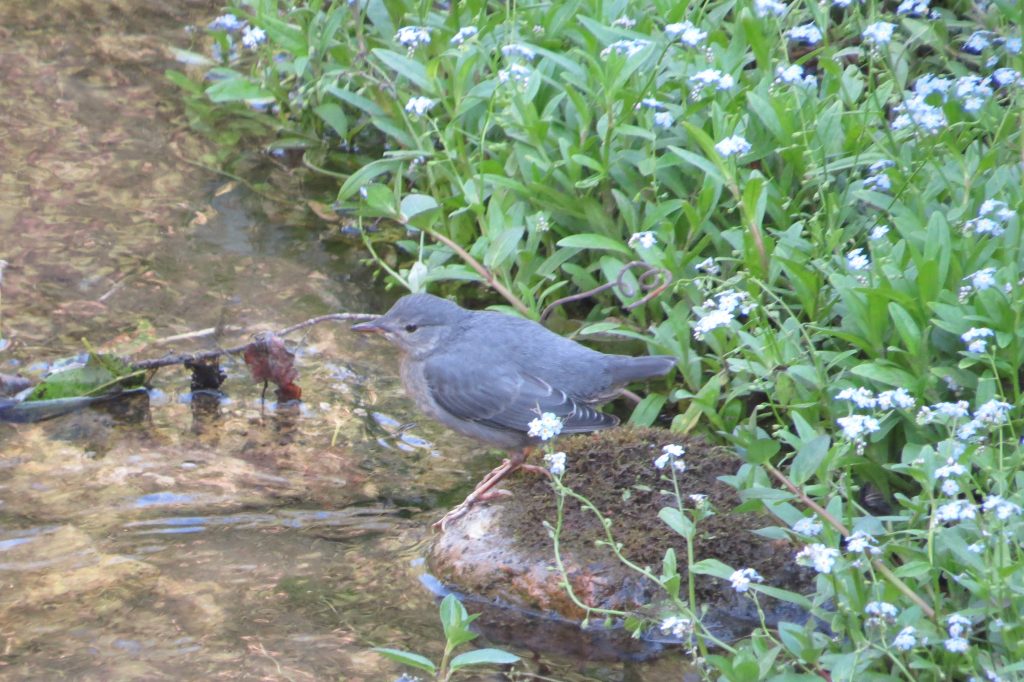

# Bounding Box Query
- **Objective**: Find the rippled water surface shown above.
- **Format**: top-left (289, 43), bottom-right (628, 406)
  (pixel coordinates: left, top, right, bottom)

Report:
top-left (0, 2), bottom-right (685, 679)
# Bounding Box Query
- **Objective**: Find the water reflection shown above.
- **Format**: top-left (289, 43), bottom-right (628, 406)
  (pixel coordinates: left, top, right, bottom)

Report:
top-left (0, 0), bottom-right (683, 678)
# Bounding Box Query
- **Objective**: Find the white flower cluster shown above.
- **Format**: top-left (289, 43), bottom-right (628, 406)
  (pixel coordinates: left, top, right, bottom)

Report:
top-left (865, 600), bottom-right (898, 625)
top-left (754, 0), bottom-right (787, 16)
top-left (665, 21), bottom-right (706, 47)
top-left (896, 0), bottom-right (930, 16)
top-left (242, 25), bottom-right (267, 49)
top-left (628, 230), bottom-right (658, 249)
top-left (893, 625), bottom-right (918, 650)
top-left (729, 567), bottom-right (764, 592)
top-left (692, 289), bottom-right (754, 340)
top-left (961, 327), bottom-right (994, 354)
top-left (944, 614), bottom-right (971, 653)
top-left (601, 39), bottom-right (651, 59)
top-left (894, 73), bottom-right (1019, 134)
top-left (404, 96), bottom-right (436, 117)
top-left (395, 26), bottom-right (431, 50)
top-left (775, 64), bottom-right (817, 88)
top-left (715, 135), bottom-right (751, 157)
top-left (792, 516), bottom-right (823, 536)
top-left (786, 23), bottom-right (822, 45)
top-left (862, 21), bottom-right (896, 47)
top-left (964, 199), bottom-right (1017, 237)
top-left (654, 443), bottom-right (686, 472)
top-left (660, 615), bottom-right (694, 638)
top-left (846, 247), bottom-right (870, 271)
top-left (528, 412), bottom-right (563, 441)
top-left (834, 387), bottom-right (914, 452)
top-left (836, 386), bottom-right (915, 411)
top-left (450, 26), bottom-right (478, 47)
top-left (498, 63), bottom-right (531, 87)
top-left (846, 530), bottom-right (880, 555)
top-left (795, 543), bottom-right (840, 573)
top-left (690, 69), bottom-right (735, 95)
top-left (543, 451), bottom-right (567, 476)
top-left (863, 159), bottom-right (894, 193)
top-left (917, 398), bottom-right (1012, 444)
top-left (501, 43), bottom-right (536, 61)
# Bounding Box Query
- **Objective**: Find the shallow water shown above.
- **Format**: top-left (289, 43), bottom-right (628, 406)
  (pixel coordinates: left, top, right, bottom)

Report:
top-left (0, 2), bottom-right (686, 679)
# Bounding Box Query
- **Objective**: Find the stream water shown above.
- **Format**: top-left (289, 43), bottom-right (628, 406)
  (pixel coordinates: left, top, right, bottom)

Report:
top-left (0, 2), bottom-right (684, 680)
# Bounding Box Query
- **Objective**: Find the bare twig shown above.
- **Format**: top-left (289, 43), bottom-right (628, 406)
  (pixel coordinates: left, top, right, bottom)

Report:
top-left (132, 312), bottom-right (377, 371)
top-left (765, 463), bottom-right (936, 619)
top-left (540, 261), bottom-right (671, 321)
top-left (427, 230), bottom-right (531, 317)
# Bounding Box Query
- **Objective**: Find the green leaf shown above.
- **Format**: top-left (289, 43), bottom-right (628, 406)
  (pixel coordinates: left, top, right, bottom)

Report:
top-left (789, 435), bottom-right (832, 485)
top-left (372, 648), bottom-right (436, 674)
top-left (314, 103), bottom-right (348, 139)
top-left (689, 558), bottom-right (735, 580)
top-left (206, 76), bottom-right (272, 103)
top-left (667, 145), bottom-right (726, 185)
top-left (373, 48), bottom-right (433, 92)
top-left (628, 393), bottom-right (667, 427)
top-left (658, 507), bottom-right (694, 539)
top-left (26, 354), bottom-right (146, 402)
top-left (556, 233), bottom-right (632, 255)
top-left (337, 158), bottom-right (404, 202)
top-left (449, 648), bottom-right (521, 671)
top-left (399, 193), bottom-right (439, 221)
top-left (743, 438), bottom-right (780, 464)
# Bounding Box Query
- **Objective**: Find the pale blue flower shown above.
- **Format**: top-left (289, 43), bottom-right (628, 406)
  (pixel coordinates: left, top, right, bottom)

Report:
top-left (395, 26), bottom-right (431, 49)
top-left (754, 0), bottom-right (787, 16)
top-left (714, 135), bottom-right (751, 157)
top-left (893, 626), bottom-right (917, 650)
top-left (544, 451), bottom-right (567, 476)
top-left (528, 412), bottom-right (563, 440)
top-left (729, 567), bottom-right (763, 592)
top-left (628, 231), bottom-right (657, 249)
top-left (775, 64), bottom-right (817, 87)
top-left (963, 31), bottom-right (993, 54)
top-left (601, 39), bottom-right (651, 58)
top-left (795, 543), bottom-right (840, 573)
top-left (501, 43), bottom-right (536, 61)
top-left (653, 111), bottom-right (675, 129)
top-left (498, 63), bottom-right (531, 86)
top-left (786, 23), bottom-right (822, 45)
top-left (792, 517), bottom-right (823, 536)
top-left (863, 21), bottom-right (896, 46)
top-left (450, 26), bottom-right (478, 47)
top-left (241, 25), bottom-right (266, 49)
top-left (896, 0), bottom-right (930, 16)
top-left (665, 21), bottom-right (707, 47)
top-left (846, 247), bottom-right (870, 270)
top-left (404, 96), bottom-right (436, 116)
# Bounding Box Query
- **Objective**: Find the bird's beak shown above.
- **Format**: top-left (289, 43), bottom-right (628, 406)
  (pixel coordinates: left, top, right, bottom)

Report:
top-left (351, 318), bottom-right (385, 333)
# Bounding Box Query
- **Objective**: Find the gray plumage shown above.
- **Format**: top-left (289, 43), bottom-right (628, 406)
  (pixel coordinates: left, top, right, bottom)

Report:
top-left (353, 293), bottom-right (675, 449)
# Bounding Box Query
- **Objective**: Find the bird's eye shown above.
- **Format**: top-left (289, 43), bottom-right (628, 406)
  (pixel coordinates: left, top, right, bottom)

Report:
top-left (404, 324), bottom-right (418, 333)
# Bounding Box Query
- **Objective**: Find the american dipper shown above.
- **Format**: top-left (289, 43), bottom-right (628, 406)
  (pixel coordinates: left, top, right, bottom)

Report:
top-left (352, 293), bottom-right (676, 528)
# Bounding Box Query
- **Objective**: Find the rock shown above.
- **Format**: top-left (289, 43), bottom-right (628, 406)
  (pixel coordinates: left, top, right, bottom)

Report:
top-left (428, 427), bottom-right (816, 644)
top-left (0, 526), bottom-right (159, 621)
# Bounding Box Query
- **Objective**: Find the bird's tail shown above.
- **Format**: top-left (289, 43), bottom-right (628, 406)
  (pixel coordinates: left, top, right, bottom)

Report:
top-left (607, 355), bottom-right (676, 384)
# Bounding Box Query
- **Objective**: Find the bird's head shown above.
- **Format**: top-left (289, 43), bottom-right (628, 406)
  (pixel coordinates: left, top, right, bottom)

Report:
top-left (351, 293), bottom-right (468, 357)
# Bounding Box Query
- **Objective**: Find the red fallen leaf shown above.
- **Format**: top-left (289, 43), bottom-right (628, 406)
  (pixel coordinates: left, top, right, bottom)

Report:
top-left (243, 332), bottom-right (302, 401)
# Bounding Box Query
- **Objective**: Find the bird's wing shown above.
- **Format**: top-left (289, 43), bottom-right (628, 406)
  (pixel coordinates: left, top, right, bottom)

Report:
top-left (422, 357), bottom-right (618, 435)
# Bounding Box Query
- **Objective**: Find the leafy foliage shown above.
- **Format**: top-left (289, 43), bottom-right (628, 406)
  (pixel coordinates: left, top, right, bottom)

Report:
top-left (179, 0), bottom-right (1024, 679)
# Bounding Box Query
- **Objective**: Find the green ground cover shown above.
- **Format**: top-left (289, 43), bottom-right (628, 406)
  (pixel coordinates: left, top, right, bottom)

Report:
top-left (172, 0), bottom-right (1024, 678)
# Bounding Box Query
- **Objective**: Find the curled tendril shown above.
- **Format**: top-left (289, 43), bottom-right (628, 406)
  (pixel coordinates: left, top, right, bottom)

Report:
top-left (540, 261), bottom-right (672, 322)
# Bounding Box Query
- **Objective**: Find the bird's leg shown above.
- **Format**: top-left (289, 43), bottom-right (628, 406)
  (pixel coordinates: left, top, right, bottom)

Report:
top-left (433, 447), bottom-right (549, 531)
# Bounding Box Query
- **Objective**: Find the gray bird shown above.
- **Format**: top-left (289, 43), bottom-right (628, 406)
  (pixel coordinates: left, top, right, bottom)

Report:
top-left (352, 293), bottom-right (675, 527)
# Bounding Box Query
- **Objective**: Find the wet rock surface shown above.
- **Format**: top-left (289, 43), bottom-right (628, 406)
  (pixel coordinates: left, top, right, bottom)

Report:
top-left (430, 427), bottom-right (816, 643)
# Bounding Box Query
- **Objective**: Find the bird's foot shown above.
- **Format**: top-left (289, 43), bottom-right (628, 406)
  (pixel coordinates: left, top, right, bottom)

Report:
top-left (432, 451), bottom-right (550, 532)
